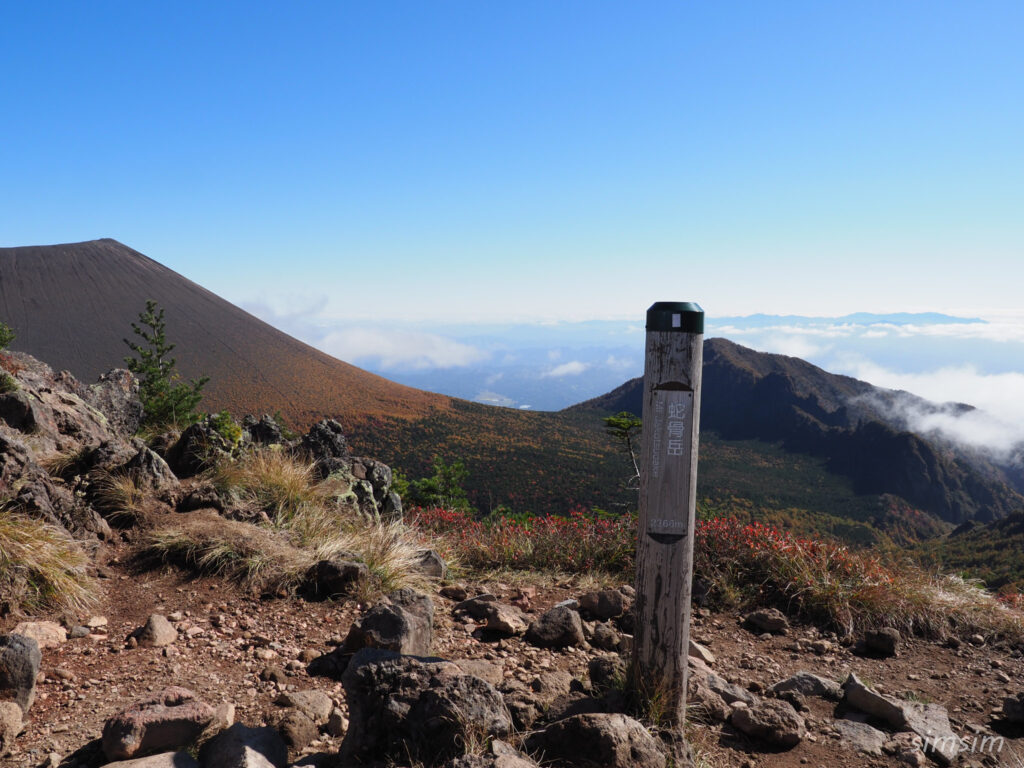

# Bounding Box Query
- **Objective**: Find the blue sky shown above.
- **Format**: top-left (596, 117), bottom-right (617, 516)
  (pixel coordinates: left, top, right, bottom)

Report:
top-left (3, 2), bottom-right (1023, 322)
top-left (3, 3), bottom-right (1024, 436)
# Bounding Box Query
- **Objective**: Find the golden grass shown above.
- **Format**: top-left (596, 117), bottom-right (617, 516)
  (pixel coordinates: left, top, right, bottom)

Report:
top-left (0, 507), bottom-right (97, 614)
top-left (212, 448), bottom-right (318, 524)
top-left (90, 469), bottom-right (148, 524)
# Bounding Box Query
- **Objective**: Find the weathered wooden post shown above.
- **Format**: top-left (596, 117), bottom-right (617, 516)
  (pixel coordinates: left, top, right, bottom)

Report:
top-left (633, 301), bottom-right (704, 728)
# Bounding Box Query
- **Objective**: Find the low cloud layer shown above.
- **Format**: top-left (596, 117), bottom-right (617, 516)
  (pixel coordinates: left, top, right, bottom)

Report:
top-left (318, 327), bottom-right (488, 370)
top-left (842, 359), bottom-right (1024, 455)
top-left (542, 361), bottom-right (590, 378)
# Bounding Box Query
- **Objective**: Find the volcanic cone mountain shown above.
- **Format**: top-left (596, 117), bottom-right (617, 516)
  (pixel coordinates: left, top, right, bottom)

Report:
top-left (0, 239), bottom-right (447, 424)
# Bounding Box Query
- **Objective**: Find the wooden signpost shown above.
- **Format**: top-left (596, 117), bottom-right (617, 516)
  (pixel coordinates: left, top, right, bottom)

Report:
top-left (633, 301), bottom-right (704, 728)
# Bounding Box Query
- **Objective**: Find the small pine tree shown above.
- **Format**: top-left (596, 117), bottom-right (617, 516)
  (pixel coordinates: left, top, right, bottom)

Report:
top-left (604, 411), bottom-right (642, 494)
top-left (123, 299), bottom-right (209, 428)
top-left (407, 456), bottom-right (473, 512)
top-left (0, 320), bottom-right (14, 351)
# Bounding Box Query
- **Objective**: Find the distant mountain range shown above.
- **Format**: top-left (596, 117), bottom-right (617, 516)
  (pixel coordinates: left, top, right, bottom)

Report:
top-left (2, 239), bottom-right (1020, 539)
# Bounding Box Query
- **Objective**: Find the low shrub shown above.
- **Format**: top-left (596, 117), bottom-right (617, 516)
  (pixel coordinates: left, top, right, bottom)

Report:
top-left (412, 508), bottom-right (1024, 639)
top-left (409, 505), bottom-right (635, 575)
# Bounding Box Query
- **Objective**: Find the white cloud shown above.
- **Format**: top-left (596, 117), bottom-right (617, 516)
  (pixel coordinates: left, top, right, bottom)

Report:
top-left (839, 358), bottom-right (1024, 454)
top-left (542, 361), bottom-right (590, 378)
top-left (318, 327), bottom-right (487, 370)
top-left (605, 354), bottom-right (636, 370)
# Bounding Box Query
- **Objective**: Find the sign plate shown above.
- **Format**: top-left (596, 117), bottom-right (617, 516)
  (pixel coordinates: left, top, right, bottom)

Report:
top-left (646, 388), bottom-right (694, 536)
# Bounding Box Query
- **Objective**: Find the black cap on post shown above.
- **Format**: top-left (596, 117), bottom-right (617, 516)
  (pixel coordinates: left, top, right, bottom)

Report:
top-left (646, 301), bottom-right (704, 333)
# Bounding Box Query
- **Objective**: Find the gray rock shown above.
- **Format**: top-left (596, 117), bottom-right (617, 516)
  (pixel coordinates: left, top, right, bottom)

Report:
top-left (274, 690), bottom-right (332, 725)
top-left (687, 673), bottom-right (731, 723)
top-left (306, 559), bottom-right (369, 599)
top-left (199, 723), bottom-right (287, 768)
top-left (842, 674), bottom-right (958, 766)
top-left (687, 639), bottom-right (715, 665)
top-left (864, 627), bottom-right (901, 657)
top-left (524, 713), bottom-right (666, 768)
top-left (588, 655), bottom-right (626, 692)
top-left (770, 671), bottom-right (842, 701)
top-left (101, 686), bottom-right (216, 761)
top-left (731, 699), bottom-right (805, 748)
top-left (341, 588), bottom-right (434, 656)
top-left (101, 752), bottom-right (200, 768)
top-left (135, 614), bottom-right (178, 648)
top-left (743, 608), bottom-right (789, 634)
top-left (455, 660), bottom-right (505, 687)
top-left (690, 660), bottom-right (757, 706)
top-left (85, 368), bottom-right (144, 437)
top-left (277, 710), bottom-right (317, 751)
top-left (124, 448), bottom-right (179, 493)
top-left (349, 456), bottom-right (395, 518)
top-left (525, 606), bottom-right (585, 648)
top-left (0, 633), bottom-right (41, 713)
top-left (413, 549), bottom-right (448, 579)
top-left (834, 719), bottom-right (887, 755)
top-left (842, 673), bottom-right (906, 726)
top-left (165, 421), bottom-right (232, 478)
top-left (578, 589), bottom-right (628, 620)
top-left (302, 420), bottom-right (349, 465)
top-left (591, 622), bottom-right (621, 651)
top-left (341, 649), bottom-right (511, 765)
top-left (0, 701), bottom-right (22, 754)
top-left (242, 415), bottom-right (284, 446)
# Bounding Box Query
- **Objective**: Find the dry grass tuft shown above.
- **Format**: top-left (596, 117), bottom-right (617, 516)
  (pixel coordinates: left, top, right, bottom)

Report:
top-left (212, 448), bottom-right (318, 524)
top-left (0, 506), bottom-right (97, 614)
top-left (41, 445), bottom-right (91, 479)
top-left (90, 469), bottom-right (148, 524)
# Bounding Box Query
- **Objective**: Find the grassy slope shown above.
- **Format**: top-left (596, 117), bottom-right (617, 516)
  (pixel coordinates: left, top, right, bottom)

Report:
top-left (915, 512), bottom-right (1024, 590)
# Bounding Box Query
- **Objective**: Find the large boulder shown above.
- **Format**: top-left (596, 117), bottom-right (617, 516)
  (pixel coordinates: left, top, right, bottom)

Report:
top-left (305, 558), bottom-right (370, 599)
top-left (731, 699), bottom-right (806, 748)
top-left (310, 589), bottom-right (435, 678)
top-left (301, 419), bottom-right (349, 471)
top-left (84, 368), bottom-right (144, 437)
top-left (341, 649), bottom-right (511, 765)
top-left (242, 415), bottom-right (284, 446)
top-left (578, 589), bottom-right (629, 620)
top-left (342, 588), bottom-right (434, 656)
top-left (101, 686), bottom-right (216, 761)
top-left (842, 674), bottom-right (959, 766)
top-left (0, 634), bottom-right (41, 713)
top-left (523, 713), bottom-right (666, 768)
top-left (525, 606), bottom-right (585, 648)
top-left (124, 447), bottom-right (180, 495)
top-left (165, 421), bottom-right (232, 478)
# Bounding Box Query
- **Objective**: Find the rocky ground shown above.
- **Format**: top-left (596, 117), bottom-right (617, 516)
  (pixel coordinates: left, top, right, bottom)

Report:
top-left (4, 351), bottom-right (1024, 768)
top-left (4, 549), bottom-right (1024, 767)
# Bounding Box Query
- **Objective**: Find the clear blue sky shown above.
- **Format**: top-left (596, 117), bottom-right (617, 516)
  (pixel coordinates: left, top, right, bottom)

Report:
top-left (3, 2), bottom-right (1023, 322)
